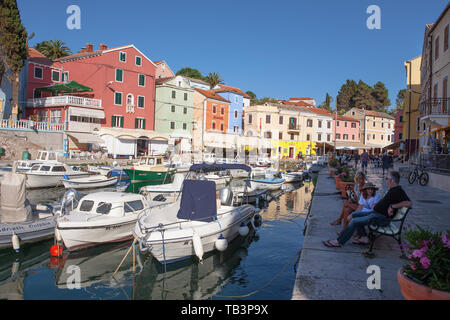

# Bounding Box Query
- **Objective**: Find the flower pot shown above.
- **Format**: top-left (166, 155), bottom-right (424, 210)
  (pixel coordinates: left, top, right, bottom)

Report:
top-left (397, 268), bottom-right (450, 300)
top-left (334, 176), bottom-right (341, 190)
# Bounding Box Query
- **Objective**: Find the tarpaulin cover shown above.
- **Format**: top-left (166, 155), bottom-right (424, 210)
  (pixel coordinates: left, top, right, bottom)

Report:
top-left (176, 180), bottom-right (217, 222)
top-left (189, 163), bottom-right (251, 173)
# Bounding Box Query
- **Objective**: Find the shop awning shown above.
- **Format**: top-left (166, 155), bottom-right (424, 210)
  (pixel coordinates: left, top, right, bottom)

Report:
top-left (68, 132), bottom-right (104, 144)
top-left (383, 140), bottom-right (403, 150)
top-left (35, 81), bottom-right (93, 95)
top-left (69, 107), bottom-right (105, 119)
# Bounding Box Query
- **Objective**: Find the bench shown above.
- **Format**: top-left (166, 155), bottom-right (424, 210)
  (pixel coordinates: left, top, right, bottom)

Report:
top-left (364, 207), bottom-right (411, 258)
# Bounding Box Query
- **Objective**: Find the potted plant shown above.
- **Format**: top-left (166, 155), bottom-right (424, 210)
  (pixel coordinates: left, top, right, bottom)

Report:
top-left (337, 167), bottom-right (355, 198)
top-left (328, 159), bottom-right (338, 176)
top-left (397, 226), bottom-right (450, 300)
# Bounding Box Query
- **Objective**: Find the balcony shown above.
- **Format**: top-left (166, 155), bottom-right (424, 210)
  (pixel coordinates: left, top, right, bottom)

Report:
top-left (27, 96), bottom-right (102, 109)
top-left (419, 98), bottom-right (449, 117)
top-left (0, 119), bottom-right (65, 132)
top-left (288, 124), bottom-right (301, 132)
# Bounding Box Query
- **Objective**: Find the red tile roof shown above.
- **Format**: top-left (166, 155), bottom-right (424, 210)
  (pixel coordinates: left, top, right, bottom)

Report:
top-left (155, 76), bottom-right (175, 85)
top-left (195, 88), bottom-right (230, 103)
top-left (363, 109), bottom-right (395, 119)
top-left (289, 97), bottom-right (314, 100)
top-left (333, 114), bottom-right (359, 122)
top-left (214, 84), bottom-right (250, 99)
top-left (28, 48), bottom-right (53, 66)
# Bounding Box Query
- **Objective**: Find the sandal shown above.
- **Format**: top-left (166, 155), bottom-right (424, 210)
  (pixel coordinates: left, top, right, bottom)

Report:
top-left (323, 240), bottom-right (341, 248)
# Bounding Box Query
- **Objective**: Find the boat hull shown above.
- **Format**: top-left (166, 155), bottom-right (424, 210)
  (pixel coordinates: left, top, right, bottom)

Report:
top-left (57, 218), bottom-right (138, 251)
top-left (123, 169), bottom-right (175, 183)
top-left (248, 179), bottom-right (284, 191)
top-left (61, 177), bottom-right (118, 189)
top-left (139, 206), bottom-right (256, 264)
top-left (26, 172), bottom-right (89, 188)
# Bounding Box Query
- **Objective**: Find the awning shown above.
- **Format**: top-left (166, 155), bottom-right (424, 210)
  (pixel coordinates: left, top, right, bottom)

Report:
top-left (35, 81), bottom-right (93, 95)
top-left (69, 107), bottom-right (105, 119)
top-left (383, 140), bottom-right (403, 150)
top-left (68, 132), bottom-right (104, 144)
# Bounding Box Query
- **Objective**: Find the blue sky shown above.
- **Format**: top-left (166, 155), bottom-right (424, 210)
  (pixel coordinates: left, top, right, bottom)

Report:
top-left (18, 0), bottom-right (447, 110)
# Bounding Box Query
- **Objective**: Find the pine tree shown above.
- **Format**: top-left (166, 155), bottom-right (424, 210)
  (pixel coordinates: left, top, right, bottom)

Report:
top-left (0, 0), bottom-right (28, 119)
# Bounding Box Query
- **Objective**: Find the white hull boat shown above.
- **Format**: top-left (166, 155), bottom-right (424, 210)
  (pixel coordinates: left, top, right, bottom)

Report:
top-left (250, 167), bottom-right (267, 178)
top-left (247, 178), bottom-right (284, 191)
top-left (204, 174), bottom-right (231, 185)
top-left (56, 191), bottom-right (156, 251)
top-left (230, 169), bottom-right (249, 179)
top-left (25, 163), bottom-right (89, 188)
top-left (281, 172), bottom-right (303, 183)
top-left (61, 175), bottom-right (118, 189)
top-left (134, 163), bottom-right (259, 264)
top-left (140, 173), bottom-right (185, 200)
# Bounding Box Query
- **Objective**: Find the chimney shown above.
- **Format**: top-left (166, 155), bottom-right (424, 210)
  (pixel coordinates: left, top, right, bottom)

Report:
top-left (99, 43), bottom-right (107, 50)
top-left (80, 47), bottom-right (86, 53)
top-left (86, 43), bottom-right (93, 52)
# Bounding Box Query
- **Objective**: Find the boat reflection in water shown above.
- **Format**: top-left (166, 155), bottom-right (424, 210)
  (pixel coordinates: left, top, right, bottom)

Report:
top-left (54, 226), bottom-right (257, 300)
top-left (0, 240), bottom-right (52, 300)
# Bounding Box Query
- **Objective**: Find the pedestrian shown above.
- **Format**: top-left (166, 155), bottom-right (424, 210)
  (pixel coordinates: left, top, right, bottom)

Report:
top-left (323, 171), bottom-right (412, 247)
top-left (354, 152), bottom-right (360, 169)
top-left (360, 150), bottom-right (369, 174)
top-left (381, 152), bottom-right (390, 175)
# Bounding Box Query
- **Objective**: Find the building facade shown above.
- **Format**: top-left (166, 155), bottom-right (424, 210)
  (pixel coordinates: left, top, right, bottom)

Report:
top-left (418, 4), bottom-right (450, 154)
top-left (214, 84), bottom-right (249, 135)
top-left (154, 60), bottom-right (175, 79)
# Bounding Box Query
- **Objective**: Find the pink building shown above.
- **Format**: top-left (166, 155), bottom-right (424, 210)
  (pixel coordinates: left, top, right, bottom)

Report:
top-left (154, 60), bottom-right (175, 79)
top-left (26, 43), bottom-right (158, 155)
top-left (332, 114), bottom-right (360, 143)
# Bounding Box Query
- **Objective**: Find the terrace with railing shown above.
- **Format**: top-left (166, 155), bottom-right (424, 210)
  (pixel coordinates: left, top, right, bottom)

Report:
top-left (27, 96), bottom-right (102, 109)
top-left (419, 98), bottom-right (449, 117)
top-left (0, 119), bottom-right (65, 132)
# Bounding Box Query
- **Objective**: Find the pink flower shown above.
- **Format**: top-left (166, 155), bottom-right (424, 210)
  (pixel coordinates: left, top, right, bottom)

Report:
top-left (412, 249), bottom-right (423, 258)
top-left (411, 264), bottom-right (416, 271)
top-left (442, 235), bottom-right (450, 248)
top-left (420, 256), bottom-right (431, 269)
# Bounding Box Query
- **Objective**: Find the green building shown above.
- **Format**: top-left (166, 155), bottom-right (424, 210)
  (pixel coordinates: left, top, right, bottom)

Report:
top-left (154, 76), bottom-right (195, 153)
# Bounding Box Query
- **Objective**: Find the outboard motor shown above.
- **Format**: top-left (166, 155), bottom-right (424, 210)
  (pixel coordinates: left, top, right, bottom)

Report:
top-left (219, 186), bottom-right (234, 206)
top-left (60, 189), bottom-right (83, 215)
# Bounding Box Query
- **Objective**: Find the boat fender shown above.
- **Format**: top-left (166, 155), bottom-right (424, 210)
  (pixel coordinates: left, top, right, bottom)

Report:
top-left (50, 244), bottom-right (63, 257)
top-left (215, 234), bottom-right (228, 252)
top-left (12, 234), bottom-right (20, 253)
top-left (63, 174), bottom-right (70, 180)
top-left (239, 222), bottom-right (249, 236)
top-left (55, 228), bottom-right (62, 242)
top-left (192, 232), bottom-right (204, 262)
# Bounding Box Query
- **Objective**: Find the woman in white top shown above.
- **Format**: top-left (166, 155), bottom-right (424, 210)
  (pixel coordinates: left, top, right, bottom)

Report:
top-left (357, 182), bottom-right (381, 213)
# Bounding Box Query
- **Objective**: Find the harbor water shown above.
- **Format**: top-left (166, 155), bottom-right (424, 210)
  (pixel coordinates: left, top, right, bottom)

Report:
top-left (0, 178), bottom-right (314, 300)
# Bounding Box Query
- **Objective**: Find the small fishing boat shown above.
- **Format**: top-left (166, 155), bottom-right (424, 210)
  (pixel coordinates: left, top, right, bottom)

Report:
top-left (264, 170), bottom-right (280, 179)
top-left (250, 167), bottom-right (267, 178)
top-left (123, 155), bottom-right (175, 183)
top-left (230, 169), bottom-right (249, 178)
top-left (281, 172), bottom-right (303, 183)
top-left (61, 174), bottom-right (118, 189)
top-left (203, 173), bottom-right (231, 185)
top-left (0, 169), bottom-right (60, 251)
top-left (134, 163), bottom-right (259, 264)
top-left (56, 191), bottom-right (156, 251)
top-left (16, 150), bottom-right (62, 172)
top-left (25, 162), bottom-right (89, 188)
top-left (246, 177), bottom-right (284, 191)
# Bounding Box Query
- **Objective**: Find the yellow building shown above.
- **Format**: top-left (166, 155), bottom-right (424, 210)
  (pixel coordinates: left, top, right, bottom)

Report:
top-left (403, 55), bottom-right (422, 156)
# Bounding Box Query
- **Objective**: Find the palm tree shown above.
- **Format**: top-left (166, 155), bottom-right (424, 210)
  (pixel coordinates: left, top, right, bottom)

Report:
top-left (34, 40), bottom-right (72, 60)
top-left (204, 72), bottom-right (223, 89)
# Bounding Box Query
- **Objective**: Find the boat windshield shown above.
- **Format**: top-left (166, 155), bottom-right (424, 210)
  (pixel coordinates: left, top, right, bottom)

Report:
top-left (124, 200), bottom-right (144, 213)
top-left (79, 200), bottom-right (94, 212)
top-left (31, 164), bottom-right (40, 170)
top-left (96, 202), bottom-right (112, 214)
top-left (40, 166), bottom-right (51, 171)
top-left (52, 166), bottom-right (66, 172)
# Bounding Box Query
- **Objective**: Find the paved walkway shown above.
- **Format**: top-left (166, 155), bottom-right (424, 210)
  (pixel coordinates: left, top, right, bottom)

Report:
top-left (292, 164), bottom-right (450, 300)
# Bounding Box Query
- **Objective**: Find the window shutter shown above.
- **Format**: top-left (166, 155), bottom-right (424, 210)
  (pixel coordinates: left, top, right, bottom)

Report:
top-left (111, 116), bottom-right (115, 127)
top-left (135, 118), bottom-right (138, 129)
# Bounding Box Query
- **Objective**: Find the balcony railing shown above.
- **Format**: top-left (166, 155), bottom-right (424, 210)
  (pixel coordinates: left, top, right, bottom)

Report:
top-left (27, 96), bottom-right (102, 109)
top-left (0, 119), bottom-right (65, 132)
top-left (288, 124), bottom-right (301, 131)
top-left (419, 98), bottom-right (449, 117)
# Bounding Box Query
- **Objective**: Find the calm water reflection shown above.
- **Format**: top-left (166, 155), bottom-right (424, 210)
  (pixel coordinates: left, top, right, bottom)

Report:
top-left (2, 178), bottom-right (314, 300)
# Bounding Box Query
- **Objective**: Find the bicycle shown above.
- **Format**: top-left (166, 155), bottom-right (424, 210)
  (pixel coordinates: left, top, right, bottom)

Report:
top-left (408, 164), bottom-right (429, 186)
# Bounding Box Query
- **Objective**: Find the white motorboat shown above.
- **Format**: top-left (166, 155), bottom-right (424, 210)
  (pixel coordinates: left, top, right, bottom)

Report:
top-left (0, 169), bottom-right (60, 251)
top-left (139, 173), bottom-right (185, 200)
top-left (203, 173), bottom-right (231, 185)
top-left (230, 169), bottom-right (250, 178)
top-left (56, 191), bottom-right (156, 251)
top-left (61, 174), bottom-right (118, 189)
top-left (16, 150), bottom-right (62, 172)
top-left (134, 163), bottom-right (259, 264)
top-left (281, 172), bottom-right (303, 183)
top-left (247, 177), bottom-right (284, 191)
top-left (250, 167), bottom-right (267, 178)
top-left (264, 170), bottom-right (280, 179)
top-left (25, 162), bottom-right (89, 188)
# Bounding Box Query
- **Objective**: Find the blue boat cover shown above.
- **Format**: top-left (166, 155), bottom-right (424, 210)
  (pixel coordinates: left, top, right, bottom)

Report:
top-left (177, 180), bottom-right (217, 222)
top-left (189, 163), bottom-right (251, 173)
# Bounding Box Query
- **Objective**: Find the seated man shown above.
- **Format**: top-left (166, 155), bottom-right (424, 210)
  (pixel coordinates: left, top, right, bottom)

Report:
top-left (323, 171), bottom-right (412, 247)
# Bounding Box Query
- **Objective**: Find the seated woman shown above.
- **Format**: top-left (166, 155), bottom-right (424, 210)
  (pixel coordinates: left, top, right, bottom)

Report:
top-left (330, 171), bottom-right (366, 227)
